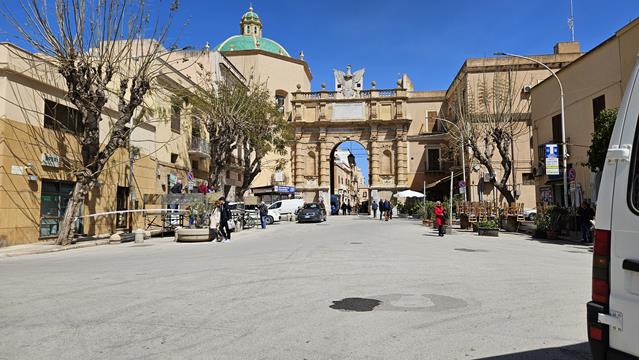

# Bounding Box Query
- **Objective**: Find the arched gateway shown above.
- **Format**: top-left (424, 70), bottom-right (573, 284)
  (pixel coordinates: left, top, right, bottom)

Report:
top-left (291, 69), bottom-right (411, 206)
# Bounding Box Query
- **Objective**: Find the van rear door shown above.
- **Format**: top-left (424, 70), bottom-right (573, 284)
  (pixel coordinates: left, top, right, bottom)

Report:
top-left (608, 57), bottom-right (639, 357)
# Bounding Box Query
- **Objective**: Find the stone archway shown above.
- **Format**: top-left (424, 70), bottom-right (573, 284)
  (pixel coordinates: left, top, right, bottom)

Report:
top-left (291, 86), bottom-right (411, 204)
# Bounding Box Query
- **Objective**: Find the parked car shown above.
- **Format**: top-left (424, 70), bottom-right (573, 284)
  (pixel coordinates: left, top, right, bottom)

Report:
top-left (268, 199), bottom-right (305, 220)
top-left (587, 57), bottom-right (639, 360)
top-left (244, 204), bottom-right (281, 225)
top-left (297, 203), bottom-right (327, 223)
top-left (524, 208), bottom-right (537, 221)
top-left (230, 202), bottom-right (281, 225)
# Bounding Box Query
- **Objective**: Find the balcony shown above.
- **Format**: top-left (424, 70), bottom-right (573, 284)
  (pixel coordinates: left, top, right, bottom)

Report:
top-left (189, 136), bottom-right (210, 159)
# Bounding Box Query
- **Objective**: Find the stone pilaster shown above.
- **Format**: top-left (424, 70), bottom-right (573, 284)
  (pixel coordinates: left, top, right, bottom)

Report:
top-left (396, 138), bottom-right (408, 188)
top-left (294, 140), bottom-right (305, 188)
top-left (319, 140), bottom-right (332, 189)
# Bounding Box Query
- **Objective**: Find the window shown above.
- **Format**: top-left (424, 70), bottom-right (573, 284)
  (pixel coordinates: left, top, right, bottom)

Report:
top-left (552, 114), bottom-right (562, 143)
top-left (170, 102), bottom-right (181, 133)
top-left (593, 95), bottom-right (606, 130)
top-left (191, 117), bottom-right (201, 138)
top-left (191, 160), bottom-right (199, 171)
top-left (170, 153), bottom-right (178, 164)
top-left (39, 180), bottom-right (76, 237)
top-left (427, 111), bottom-right (438, 132)
top-left (522, 173), bottom-right (535, 185)
top-left (275, 90), bottom-right (287, 112)
top-left (44, 100), bottom-right (83, 135)
top-left (629, 113), bottom-right (639, 212)
top-left (426, 148), bottom-right (441, 171)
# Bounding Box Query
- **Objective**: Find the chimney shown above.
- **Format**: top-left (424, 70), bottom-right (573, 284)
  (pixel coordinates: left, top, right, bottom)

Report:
top-left (554, 41), bottom-right (581, 54)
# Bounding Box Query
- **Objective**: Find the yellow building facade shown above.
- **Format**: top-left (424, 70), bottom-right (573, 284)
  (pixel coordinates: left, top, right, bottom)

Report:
top-left (531, 18), bottom-right (639, 206)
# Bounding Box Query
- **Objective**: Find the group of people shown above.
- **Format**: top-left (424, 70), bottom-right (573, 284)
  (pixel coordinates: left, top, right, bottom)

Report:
top-left (339, 202), bottom-right (360, 215)
top-left (170, 179), bottom-right (216, 195)
top-left (372, 199), bottom-right (394, 221)
top-left (209, 197), bottom-right (233, 243)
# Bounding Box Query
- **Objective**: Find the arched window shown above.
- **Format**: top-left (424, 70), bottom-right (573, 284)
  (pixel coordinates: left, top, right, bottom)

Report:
top-left (275, 90), bottom-right (288, 112)
top-left (381, 150), bottom-right (393, 175)
top-left (306, 151), bottom-right (316, 176)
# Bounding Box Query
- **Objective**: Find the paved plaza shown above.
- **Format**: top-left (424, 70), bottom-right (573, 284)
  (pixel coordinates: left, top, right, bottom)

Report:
top-left (0, 217), bottom-right (592, 359)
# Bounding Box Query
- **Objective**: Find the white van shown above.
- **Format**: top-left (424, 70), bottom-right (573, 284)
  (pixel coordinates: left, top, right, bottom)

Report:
top-left (268, 199), bottom-right (305, 220)
top-left (587, 56), bottom-right (639, 360)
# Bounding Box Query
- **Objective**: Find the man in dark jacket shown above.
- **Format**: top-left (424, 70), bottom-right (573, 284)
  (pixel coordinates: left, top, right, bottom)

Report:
top-left (259, 201), bottom-right (269, 229)
top-left (371, 200), bottom-right (378, 219)
top-left (218, 197), bottom-right (233, 242)
top-left (577, 201), bottom-right (595, 243)
top-left (378, 199), bottom-right (384, 220)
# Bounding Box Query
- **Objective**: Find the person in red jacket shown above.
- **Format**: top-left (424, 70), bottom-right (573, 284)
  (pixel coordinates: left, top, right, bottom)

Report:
top-left (434, 201), bottom-right (446, 237)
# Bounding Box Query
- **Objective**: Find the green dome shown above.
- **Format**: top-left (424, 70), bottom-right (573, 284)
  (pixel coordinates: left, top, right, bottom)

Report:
top-left (242, 10), bottom-right (259, 20)
top-left (214, 35), bottom-right (290, 57)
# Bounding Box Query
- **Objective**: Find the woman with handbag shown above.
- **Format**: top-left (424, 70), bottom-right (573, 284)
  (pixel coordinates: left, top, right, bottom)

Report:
top-left (218, 197), bottom-right (233, 243)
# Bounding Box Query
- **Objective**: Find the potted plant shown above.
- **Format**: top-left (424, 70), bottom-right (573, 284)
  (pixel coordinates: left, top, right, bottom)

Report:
top-left (533, 209), bottom-right (550, 238)
top-left (546, 206), bottom-right (567, 240)
top-left (477, 220), bottom-right (499, 237)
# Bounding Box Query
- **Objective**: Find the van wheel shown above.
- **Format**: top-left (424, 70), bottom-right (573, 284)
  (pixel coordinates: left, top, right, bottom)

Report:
top-left (267, 216), bottom-right (274, 225)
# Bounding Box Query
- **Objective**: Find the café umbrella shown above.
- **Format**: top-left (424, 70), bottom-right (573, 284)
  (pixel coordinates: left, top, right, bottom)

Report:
top-left (393, 190), bottom-right (425, 198)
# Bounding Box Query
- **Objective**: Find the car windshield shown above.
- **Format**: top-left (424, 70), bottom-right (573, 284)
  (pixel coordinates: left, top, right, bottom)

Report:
top-left (304, 203), bottom-right (319, 209)
top-left (269, 202), bottom-right (281, 209)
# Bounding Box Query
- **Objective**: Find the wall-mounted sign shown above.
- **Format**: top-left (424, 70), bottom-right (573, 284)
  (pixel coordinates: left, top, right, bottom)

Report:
top-left (332, 103), bottom-right (365, 121)
top-left (273, 186), bottom-right (296, 193)
top-left (10, 165), bottom-right (24, 175)
top-left (545, 144), bottom-right (559, 176)
top-left (41, 153), bottom-right (60, 168)
top-left (539, 186), bottom-right (554, 203)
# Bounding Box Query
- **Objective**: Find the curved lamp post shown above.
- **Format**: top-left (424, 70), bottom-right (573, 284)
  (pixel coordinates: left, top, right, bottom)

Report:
top-left (494, 52), bottom-right (568, 207)
top-left (436, 117), bottom-right (468, 202)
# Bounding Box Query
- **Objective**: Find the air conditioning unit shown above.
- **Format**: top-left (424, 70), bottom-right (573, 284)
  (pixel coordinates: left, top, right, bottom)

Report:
top-left (522, 84), bottom-right (533, 94)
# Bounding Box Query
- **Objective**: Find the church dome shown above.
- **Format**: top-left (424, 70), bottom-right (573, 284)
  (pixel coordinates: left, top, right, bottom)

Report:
top-left (213, 5), bottom-right (291, 57)
top-left (214, 35), bottom-right (290, 57)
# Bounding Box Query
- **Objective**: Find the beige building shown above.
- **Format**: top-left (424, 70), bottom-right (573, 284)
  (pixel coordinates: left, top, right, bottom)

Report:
top-left (531, 17), bottom-right (639, 206)
top-left (213, 5), bottom-right (312, 199)
top-left (0, 42), bottom-right (244, 246)
top-left (439, 45), bottom-right (582, 208)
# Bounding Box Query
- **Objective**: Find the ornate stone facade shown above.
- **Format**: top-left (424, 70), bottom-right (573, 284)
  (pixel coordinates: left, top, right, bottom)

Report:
top-left (291, 84), bottom-right (411, 202)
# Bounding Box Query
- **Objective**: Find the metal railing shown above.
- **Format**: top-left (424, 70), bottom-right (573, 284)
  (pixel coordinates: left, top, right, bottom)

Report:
top-left (189, 136), bottom-right (210, 156)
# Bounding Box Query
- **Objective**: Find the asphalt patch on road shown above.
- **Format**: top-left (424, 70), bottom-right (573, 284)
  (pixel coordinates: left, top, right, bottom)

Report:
top-left (454, 248), bottom-right (489, 253)
top-left (330, 294), bottom-right (467, 313)
top-left (330, 297), bottom-right (381, 312)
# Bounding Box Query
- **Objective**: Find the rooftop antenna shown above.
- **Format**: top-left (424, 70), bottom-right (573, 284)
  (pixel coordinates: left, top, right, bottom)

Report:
top-left (568, 0), bottom-right (576, 41)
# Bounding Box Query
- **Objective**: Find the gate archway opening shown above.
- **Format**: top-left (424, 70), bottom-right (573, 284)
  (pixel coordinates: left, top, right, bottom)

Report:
top-left (329, 140), bottom-right (370, 215)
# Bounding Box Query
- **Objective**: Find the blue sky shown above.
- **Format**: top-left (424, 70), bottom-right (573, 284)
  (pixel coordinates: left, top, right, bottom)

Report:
top-left (177, 0), bottom-right (638, 90)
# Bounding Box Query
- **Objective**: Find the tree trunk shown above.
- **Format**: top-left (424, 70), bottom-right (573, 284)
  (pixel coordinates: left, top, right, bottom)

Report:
top-left (56, 180), bottom-right (91, 245)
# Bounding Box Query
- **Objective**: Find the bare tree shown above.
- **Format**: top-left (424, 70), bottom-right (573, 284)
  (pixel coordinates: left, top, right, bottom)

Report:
top-left (1, 0), bottom-right (179, 244)
top-left (192, 76), bottom-right (289, 196)
top-left (237, 82), bottom-right (290, 197)
top-left (447, 68), bottom-right (530, 204)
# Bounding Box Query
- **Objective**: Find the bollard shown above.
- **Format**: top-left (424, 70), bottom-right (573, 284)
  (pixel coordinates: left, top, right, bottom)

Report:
top-left (134, 229), bottom-right (144, 244)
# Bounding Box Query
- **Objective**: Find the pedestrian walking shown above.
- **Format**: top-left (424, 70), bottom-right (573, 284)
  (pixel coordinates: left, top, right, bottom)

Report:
top-left (577, 201), bottom-right (595, 243)
top-left (379, 199), bottom-right (384, 220)
top-left (388, 201), bottom-right (394, 220)
top-left (197, 181), bottom-right (208, 194)
top-left (209, 200), bottom-right (222, 241)
top-left (384, 200), bottom-right (391, 221)
top-left (434, 201), bottom-right (445, 236)
top-left (218, 197), bottom-right (233, 242)
top-left (371, 200), bottom-right (378, 219)
top-left (341, 202), bottom-right (347, 215)
top-left (259, 201), bottom-right (269, 229)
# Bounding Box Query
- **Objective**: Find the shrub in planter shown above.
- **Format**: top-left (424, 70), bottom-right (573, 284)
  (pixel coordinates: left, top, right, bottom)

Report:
top-left (477, 220), bottom-right (499, 237)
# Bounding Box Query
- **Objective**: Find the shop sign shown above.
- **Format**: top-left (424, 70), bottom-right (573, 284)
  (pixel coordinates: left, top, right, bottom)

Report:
top-left (273, 186), bottom-right (296, 193)
top-left (41, 153), bottom-right (60, 168)
top-left (545, 144), bottom-right (559, 176)
top-left (539, 186), bottom-right (554, 203)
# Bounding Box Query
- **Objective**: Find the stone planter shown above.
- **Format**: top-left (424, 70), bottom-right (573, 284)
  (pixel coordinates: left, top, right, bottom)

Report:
top-left (176, 227), bottom-right (212, 242)
top-left (478, 227), bottom-right (499, 237)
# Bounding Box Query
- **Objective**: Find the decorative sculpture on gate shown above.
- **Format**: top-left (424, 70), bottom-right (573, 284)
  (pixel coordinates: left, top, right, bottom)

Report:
top-left (334, 64), bottom-right (365, 98)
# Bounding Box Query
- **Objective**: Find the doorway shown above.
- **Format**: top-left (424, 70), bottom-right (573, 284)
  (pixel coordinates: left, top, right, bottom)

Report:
top-left (329, 141), bottom-right (370, 215)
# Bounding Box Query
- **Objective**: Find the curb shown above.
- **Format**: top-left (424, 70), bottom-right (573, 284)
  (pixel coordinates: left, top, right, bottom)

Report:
top-left (0, 239), bottom-right (111, 258)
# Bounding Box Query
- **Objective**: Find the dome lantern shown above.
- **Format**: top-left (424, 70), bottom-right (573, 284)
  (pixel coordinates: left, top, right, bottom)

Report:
top-left (240, 4), bottom-right (262, 38)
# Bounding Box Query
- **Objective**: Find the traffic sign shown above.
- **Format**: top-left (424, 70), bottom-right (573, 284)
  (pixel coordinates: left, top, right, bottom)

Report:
top-left (568, 168), bottom-right (576, 182)
top-left (458, 180), bottom-right (466, 189)
top-left (187, 171), bottom-right (193, 181)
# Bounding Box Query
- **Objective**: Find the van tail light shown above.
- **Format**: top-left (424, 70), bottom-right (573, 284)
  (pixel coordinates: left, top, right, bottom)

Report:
top-left (588, 230), bottom-right (611, 359)
top-left (592, 229), bottom-right (611, 305)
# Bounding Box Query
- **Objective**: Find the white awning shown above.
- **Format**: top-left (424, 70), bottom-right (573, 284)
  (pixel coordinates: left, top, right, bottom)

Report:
top-left (393, 190), bottom-right (425, 198)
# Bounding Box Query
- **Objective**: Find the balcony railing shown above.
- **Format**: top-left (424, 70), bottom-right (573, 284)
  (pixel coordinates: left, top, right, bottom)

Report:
top-left (189, 136), bottom-right (210, 158)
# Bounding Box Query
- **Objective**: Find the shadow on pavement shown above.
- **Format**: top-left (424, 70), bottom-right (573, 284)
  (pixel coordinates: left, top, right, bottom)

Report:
top-left (474, 342), bottom-right (591, 360)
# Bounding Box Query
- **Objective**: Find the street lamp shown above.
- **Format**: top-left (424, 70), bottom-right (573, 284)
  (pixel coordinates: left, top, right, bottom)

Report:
top-left (494, 52), bottom-right (568, 207)
top-left (436, 117), bottom-right (468, 202)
